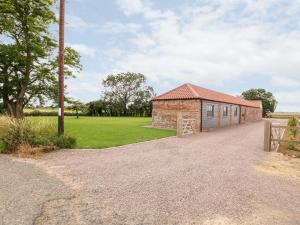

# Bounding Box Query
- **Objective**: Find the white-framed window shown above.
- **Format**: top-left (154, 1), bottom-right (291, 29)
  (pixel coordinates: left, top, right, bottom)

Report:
top-left (207, 105), bottom-right (214, 117)
top-left (234, 107), bottom-right (238, 117)
top-left (223, 106), bottom-right (229, 117)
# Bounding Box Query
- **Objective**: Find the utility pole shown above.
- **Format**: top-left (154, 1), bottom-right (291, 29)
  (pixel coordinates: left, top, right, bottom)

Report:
top-left (58, 0), bottom-right (65, 135)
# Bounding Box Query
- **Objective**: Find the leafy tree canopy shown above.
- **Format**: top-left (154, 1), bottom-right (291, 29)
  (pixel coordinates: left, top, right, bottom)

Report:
top-left (242, 88), bottom-right (277, 116)
top-left (102, 72), bottom-right (154, 116)
top-left (0, 0), bottom-right (82, 118)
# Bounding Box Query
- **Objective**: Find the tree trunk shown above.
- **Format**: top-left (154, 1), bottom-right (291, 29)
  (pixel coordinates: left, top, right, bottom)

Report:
top-left (123, 103), bottom-right (127, 116)
top-left (6, 101), bottom-right (24, 119)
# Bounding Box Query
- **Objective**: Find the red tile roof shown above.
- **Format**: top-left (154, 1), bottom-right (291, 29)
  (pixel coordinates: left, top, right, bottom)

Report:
top-left (153, 83), bottom-right (262, 108)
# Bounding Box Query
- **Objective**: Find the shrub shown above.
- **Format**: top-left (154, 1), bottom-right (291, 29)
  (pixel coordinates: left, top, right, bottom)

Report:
top-left (288, 117), bottom-right (297, 127)
top-left (1, 118), bottom-right (35, 153)
top-left (288, 140), bottom-right (296, 150)
top-left (287, 132), bottom-right (297, 150)
top-left (0, 116), bottom-right (76, 154)
top-left (54, 135), bottom-right (76, 148)
top-left (290, 128), bottom-right (298, 138)
top-left (1, 117), bottom-right (55, 153)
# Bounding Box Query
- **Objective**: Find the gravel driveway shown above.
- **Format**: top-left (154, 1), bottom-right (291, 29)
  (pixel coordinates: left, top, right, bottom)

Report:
top-left (1, 121), bottom-right (300, 225)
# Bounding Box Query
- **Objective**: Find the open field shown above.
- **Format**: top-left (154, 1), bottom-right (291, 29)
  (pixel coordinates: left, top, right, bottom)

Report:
top-left (268, 112), bottom-right (300, 119)
top-left (24, 108), bottom-right (79, 116)
top-left (24, 108), bottom-right (74, 113)
top-left (26, 117), bottom-right (175, 149)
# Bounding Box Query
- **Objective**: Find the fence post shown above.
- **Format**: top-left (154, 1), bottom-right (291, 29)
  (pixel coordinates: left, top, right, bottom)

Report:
top-left (177, 112), bottom-right (183, 138)
top-left (264, 120), bottom-right (271, 152)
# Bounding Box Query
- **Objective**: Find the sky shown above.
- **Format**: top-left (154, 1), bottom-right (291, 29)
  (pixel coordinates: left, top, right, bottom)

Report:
top-left (59, 0), bottom-right (300, 112)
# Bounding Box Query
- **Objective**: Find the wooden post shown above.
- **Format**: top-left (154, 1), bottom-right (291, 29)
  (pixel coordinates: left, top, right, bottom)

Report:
top-left (264, 120), bottom-right (271, 152)
top-left (177, 112), bottom-right (183, 138)
top-left (58, 0), bottom-right (65, 135)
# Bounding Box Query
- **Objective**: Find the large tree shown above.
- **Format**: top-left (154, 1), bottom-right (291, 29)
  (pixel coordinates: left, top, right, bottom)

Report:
top-left (242, 88), bottom-right (277, 116)
top-left (0, 0), bottom-right (81, 118)
top-left (102, 72), bottom-right (154, 116)
top-left (129, 86), bottom-right (154, 116)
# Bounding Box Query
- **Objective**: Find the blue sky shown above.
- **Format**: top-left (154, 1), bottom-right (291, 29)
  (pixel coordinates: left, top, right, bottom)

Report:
top-left (60, 0), bottom-right (300, 112)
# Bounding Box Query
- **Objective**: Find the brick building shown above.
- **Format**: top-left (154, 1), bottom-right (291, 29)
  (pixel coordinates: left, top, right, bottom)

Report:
top-left (152, 83), bottom-right (262, 132)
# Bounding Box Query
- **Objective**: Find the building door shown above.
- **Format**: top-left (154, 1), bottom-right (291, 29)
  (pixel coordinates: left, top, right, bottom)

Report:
top-left (240, 107), bottom-right (246, 123)
top-left (202, 101), bottom-right (218, 129)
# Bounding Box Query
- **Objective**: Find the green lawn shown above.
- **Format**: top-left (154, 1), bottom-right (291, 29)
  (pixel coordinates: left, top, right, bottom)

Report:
top-left (31, 117), bottom-right (176, 149)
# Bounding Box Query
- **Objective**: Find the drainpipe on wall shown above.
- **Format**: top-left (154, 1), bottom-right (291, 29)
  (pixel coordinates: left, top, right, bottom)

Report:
top-left (239, 105), bottom-right (241, 124)
top-left (200, 100), bottom-right (203, 132)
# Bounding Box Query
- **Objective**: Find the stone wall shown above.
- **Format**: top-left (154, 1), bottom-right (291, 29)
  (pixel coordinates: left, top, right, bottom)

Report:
top-left (152, 99), bottom-right (201, 132)
top-left (182, 119), bottom-right (196, 135)
top-left (177, 112), bottom-right (197, 137)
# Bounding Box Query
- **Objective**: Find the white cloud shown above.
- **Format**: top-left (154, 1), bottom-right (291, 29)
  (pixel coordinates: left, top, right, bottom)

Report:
top-left (109, 0), bottom-right (300, 112)
top-left (64, 1), bottom-right (300, 111)
top-left (275, 90), bottom-right (300, 112)
top-left (115, 0), bottom-right (145, 15)
top-left (66, 71), bottom-right (104, 102)
top-left (66, 14), bottom-right (142, 35)
top-left (66, 43), bottom-right (97, 57)
top-left (66, 15), bottom-right (95, 31)
top-left (271, 77), bottom-right (300, 88)
top-left (131, 34), bottom-right (156, 48)
top-left (113, 0), bottom-right (300, 86)
top-left (116, 0), bottom-right (175, 19)
top-left (98, 22), bottom-right (141, 33)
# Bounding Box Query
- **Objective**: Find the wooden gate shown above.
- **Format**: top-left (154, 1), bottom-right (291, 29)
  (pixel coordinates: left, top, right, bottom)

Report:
top-left (264, 120), bottom-right (300, 152)
top-left (177, 112), bottom-right (197, 137)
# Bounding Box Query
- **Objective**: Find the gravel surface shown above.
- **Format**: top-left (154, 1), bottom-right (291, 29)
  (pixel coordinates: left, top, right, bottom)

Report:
top-left (0, 155), bottom-right (73, 225)
top-left (1, 121), bottom-right (300, 225)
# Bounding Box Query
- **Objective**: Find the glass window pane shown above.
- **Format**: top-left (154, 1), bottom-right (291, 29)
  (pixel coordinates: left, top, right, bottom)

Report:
top-left (207, 105), bottom-right (214, 117)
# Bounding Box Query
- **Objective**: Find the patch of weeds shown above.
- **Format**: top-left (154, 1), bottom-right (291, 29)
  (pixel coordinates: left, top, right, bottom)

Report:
top-left (288, 117), bottom-right (298, 127)
top-left (0, 116), bottom-right (76, 156)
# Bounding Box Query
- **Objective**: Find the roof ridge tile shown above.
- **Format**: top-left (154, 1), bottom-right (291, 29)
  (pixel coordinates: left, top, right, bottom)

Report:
top-left (186, 83), bottom-right (200, 98)
top-left (153, 83), bottom-right (262, 108)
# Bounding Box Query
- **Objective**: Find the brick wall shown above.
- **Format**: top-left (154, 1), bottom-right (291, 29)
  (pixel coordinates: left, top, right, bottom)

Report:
top-left (240, 106), bottom-right (262, 123)
top-left (152, 99), bottom-right (262, 132)
top-left (152, 99), bottom-right (201, 132)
